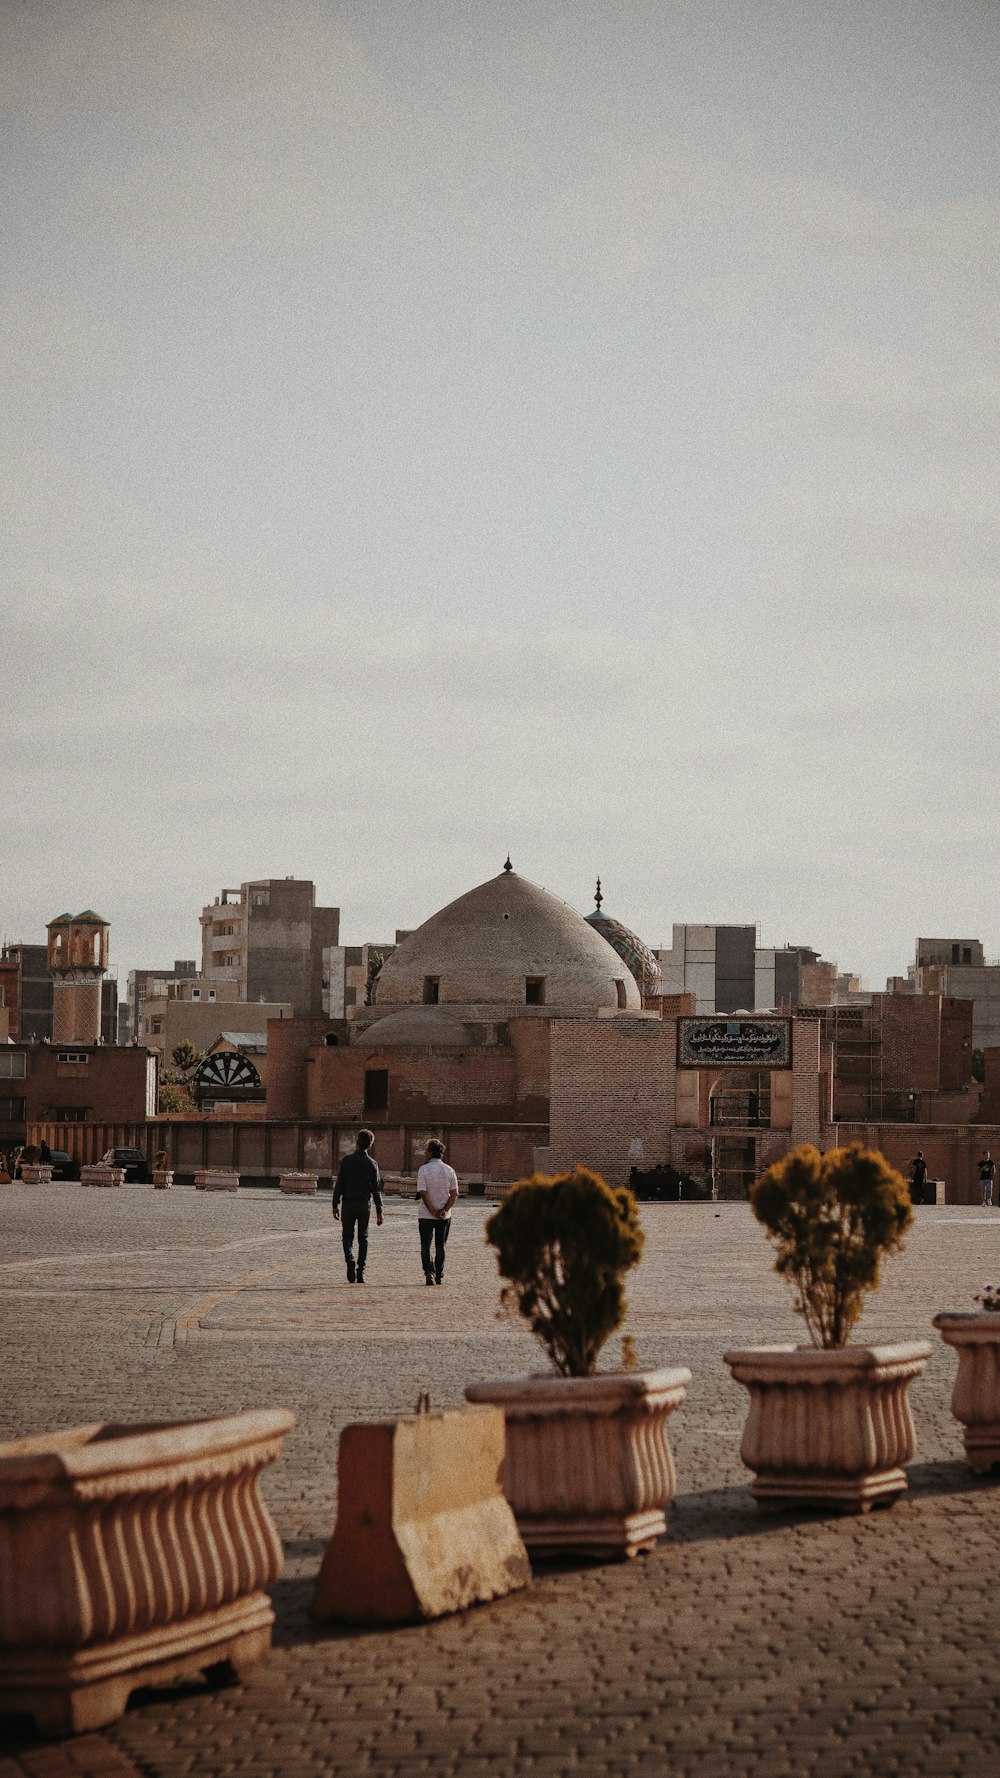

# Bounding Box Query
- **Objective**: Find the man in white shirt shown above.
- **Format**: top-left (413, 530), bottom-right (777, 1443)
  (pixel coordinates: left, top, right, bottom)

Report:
top-left (416, 1139), bottom-right (459, 1285)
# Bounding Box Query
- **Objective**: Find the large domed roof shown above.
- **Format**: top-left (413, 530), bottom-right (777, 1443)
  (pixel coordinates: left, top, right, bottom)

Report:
top-left (372, 867), bottom-right (640, 1015)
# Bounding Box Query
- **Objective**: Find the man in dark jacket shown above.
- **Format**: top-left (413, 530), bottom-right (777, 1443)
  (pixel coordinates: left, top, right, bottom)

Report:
top-left (332, 1129), bottom-right (384, 1282)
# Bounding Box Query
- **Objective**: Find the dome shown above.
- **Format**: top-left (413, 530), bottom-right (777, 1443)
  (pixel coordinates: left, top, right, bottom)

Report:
top-left (373, 867), bottom-right (640, 1014)
top-left (355, 1007), bottom-right (479, 1048)
top-left (584, 890), bottom-right (661, 998)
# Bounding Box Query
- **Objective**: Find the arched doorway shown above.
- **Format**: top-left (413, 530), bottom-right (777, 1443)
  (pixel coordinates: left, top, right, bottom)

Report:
top-left (708, 1071), bottom-right (771, 1199)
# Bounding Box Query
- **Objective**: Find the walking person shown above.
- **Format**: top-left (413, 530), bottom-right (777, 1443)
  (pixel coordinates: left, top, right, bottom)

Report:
top-left (979, 1150), bottom-right (996, 1208)
top-left (416, 1139), bottom-right (459, 1285)
top-left (909, 1150), bottom-right (929, 1205)
top-left (332, 1129), bottom-right (384, 1283)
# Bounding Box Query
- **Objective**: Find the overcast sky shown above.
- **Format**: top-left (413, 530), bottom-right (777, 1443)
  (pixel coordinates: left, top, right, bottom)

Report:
top-left (4, 0), bottom-right (999, 992)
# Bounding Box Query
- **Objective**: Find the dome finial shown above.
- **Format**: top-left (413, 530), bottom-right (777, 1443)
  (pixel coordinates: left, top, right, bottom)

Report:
top-left (503, 855), bottom-right (513, 873)
top-left (594, 876), bottom-right (603, 912)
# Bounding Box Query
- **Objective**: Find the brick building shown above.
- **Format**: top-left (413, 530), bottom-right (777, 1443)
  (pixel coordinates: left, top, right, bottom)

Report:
top-left (265, 865), bottom-right (638, 1160)
top-left (1, 1043), bottom-right (157, 1150)
top-left (887, 936), bottom-right (1000, 1052)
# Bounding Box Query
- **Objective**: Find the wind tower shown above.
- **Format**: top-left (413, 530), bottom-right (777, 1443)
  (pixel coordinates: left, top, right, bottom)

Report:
top-left (47, 910), bottom-right (110, 1044)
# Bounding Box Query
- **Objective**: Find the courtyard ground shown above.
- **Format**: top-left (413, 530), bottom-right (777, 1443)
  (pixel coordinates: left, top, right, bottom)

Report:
top-left (1, 1183), bottom-right (999, 1778)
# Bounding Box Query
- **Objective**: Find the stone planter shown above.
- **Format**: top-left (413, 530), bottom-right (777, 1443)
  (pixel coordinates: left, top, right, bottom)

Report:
top-left (19, 1164), bottom-right (54, 1185)
top-left (279, 1171), bottom-right (318, 1195)
top-left (933, 1311), bottom-right (1000, 1473)
top-left (80, 1165), bottom-right (125, 1188)
top-left (152, 1169), bottom-right (174, 1189)
top-left (0, 1407), bottom-right (294, 1735)
top-left (723, 1342), bottom-right (931, 1510)
top-left (464, 1368), bottom-right (690, 1557)
top-left (194, 1168), bottom-right (239, 1192)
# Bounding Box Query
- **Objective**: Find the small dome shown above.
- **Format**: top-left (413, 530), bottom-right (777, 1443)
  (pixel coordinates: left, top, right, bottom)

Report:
top-left (373, 869), bottom-right (640, 1014)
top-left (585, 909), bottom-right (661, 997)
top-left (355, 1007), bottom-right (479, 1048)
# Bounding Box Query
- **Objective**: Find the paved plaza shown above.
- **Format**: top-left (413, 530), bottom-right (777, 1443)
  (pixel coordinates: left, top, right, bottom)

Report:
top-left (2, 1183), bottom-right (1000, 1777)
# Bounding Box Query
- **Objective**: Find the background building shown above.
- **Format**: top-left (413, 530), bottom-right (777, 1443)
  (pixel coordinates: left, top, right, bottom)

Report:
top-left (887, 937), bottom-right (1000, 1052)
top-left (138, 977), bottom-right (291, 1064)
top-left (654, 925), bottom-right (860, 1013)
top-left (0, 940), bottom-right (117, 1043)
top-left (200, 878), bottom-right (339, 1015)
top-left (123, 961), bottom-right (198, 1045)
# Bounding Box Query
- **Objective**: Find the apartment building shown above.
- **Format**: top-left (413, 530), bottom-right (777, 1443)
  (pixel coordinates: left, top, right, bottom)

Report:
top-left (199, 879), bottom-right (340, 1016)
top-left (654, 925), bottom-right (857, 1014)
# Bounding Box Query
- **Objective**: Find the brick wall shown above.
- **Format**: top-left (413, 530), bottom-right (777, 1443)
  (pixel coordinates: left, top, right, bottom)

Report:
top-left (828, 1122), bottom-right (1000, 1205)
top-left (547, 1017), bottom-right (677, 1184)
top-left (267, 1015), bottom-right (341, 1117)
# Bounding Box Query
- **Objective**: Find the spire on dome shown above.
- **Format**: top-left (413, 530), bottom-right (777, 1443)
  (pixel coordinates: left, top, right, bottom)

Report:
top-left (503, 855), bottom-right (513, 873)
top-left (594, 876), bottom-right (603, 912)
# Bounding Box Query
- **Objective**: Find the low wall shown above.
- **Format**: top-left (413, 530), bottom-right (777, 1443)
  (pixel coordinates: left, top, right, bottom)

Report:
top-left (29, 1117), bottom-right (548, 1186)
top-left (828, 1122), bottom-right (1000, 1205)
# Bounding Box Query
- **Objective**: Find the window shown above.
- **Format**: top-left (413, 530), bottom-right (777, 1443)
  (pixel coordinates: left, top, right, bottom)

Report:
top-left (615, 981), bottom-right (628, 1009)
top-left (54, 1107), bottom-right (87, 1122)
top-left (324, 1033), bottom-right (339, 1047)
top-left (525, 977), bottom-right (545, 1005)
top-left (364, 1068), bottom-right (389, 1112)
top-left (191, 988), bottom-right (201, 1000)
top-left (964, 948), bottom-right (973, 965)
top-left (423, 977), bottom-right (440, 1005)
top-left (57, 1051), bottom-right (89, 1064)
top-left (0, 1053), bottom-right (26, 1079)
top-left (152, 1020), bottom-right (162, 1035)
top-left (208, 989), bottom-right (216, 1001)
top-left (0, 1096), bottom-right (25, 1121)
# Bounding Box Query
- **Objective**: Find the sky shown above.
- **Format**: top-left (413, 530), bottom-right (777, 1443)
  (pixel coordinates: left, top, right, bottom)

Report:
top-left (3, 0), bottom-right (1000, 991)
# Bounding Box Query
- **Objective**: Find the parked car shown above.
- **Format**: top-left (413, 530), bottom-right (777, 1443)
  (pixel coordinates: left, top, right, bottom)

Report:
top-left (100, 1147), bottom-right (153, 1184)
top-left (48, 1149), bottom-right (78, 1181)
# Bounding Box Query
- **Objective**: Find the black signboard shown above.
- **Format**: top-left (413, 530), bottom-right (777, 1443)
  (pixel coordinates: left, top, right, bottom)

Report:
top-left (677, 1017), bottom-right (792, 1070)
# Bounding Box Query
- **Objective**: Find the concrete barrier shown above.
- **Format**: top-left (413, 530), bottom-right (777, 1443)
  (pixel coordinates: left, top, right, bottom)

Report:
top-left (312, 1405), bottom-right (530, 1624)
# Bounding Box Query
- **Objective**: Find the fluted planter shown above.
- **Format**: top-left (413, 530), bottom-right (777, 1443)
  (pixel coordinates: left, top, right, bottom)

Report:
top-left (80, 1165), bottom-right (125, 1188)
top-left (152, 1169), bottom-right (173, 1189)
top-left (933, 1312), bottom-right (1000, 1473)
top-left (279, 1171), bottom-right (318, 1195)
top-left (195, 1168), bottom-right (239, 1192)
top-left (0, 1408), bottom-right (294, 1735)
top-left (464, 1368), bottom-right (690, 1557)
top-left (724, 1342), bottom-right (930, 1510)
top-left (20, 1164), bottom-right (54, 1185)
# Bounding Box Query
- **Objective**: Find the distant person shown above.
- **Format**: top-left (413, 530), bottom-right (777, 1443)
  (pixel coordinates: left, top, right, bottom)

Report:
top-left (332, 1130), bottom-right (384, 1283)
top-left (38, 1139), bottom-right (52, 1166)
top-left (979, 1151), bottom-right (996, 1208)
top-left (416, 1139), bottom-right (459, 1285)
top-left (910, 1151), bottom-right (928, 1204)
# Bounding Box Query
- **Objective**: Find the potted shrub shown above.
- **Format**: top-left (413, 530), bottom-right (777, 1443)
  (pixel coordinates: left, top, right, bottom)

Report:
top-left (933, 1282), bottom-right (1000, 1473)
top-left (465, 1166), bottom-right (690, 1557)
top-left (724, 1143), bottom-right (930, 1510)
top-left (152, 1148), bottom-right (173, 1190)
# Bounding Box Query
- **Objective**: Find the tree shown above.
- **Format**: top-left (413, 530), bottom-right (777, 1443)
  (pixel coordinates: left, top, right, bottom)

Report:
top-left (157, 1041), bottom-right (206, 1114)
top-left (364, 951), bottom-right (385, 1006)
